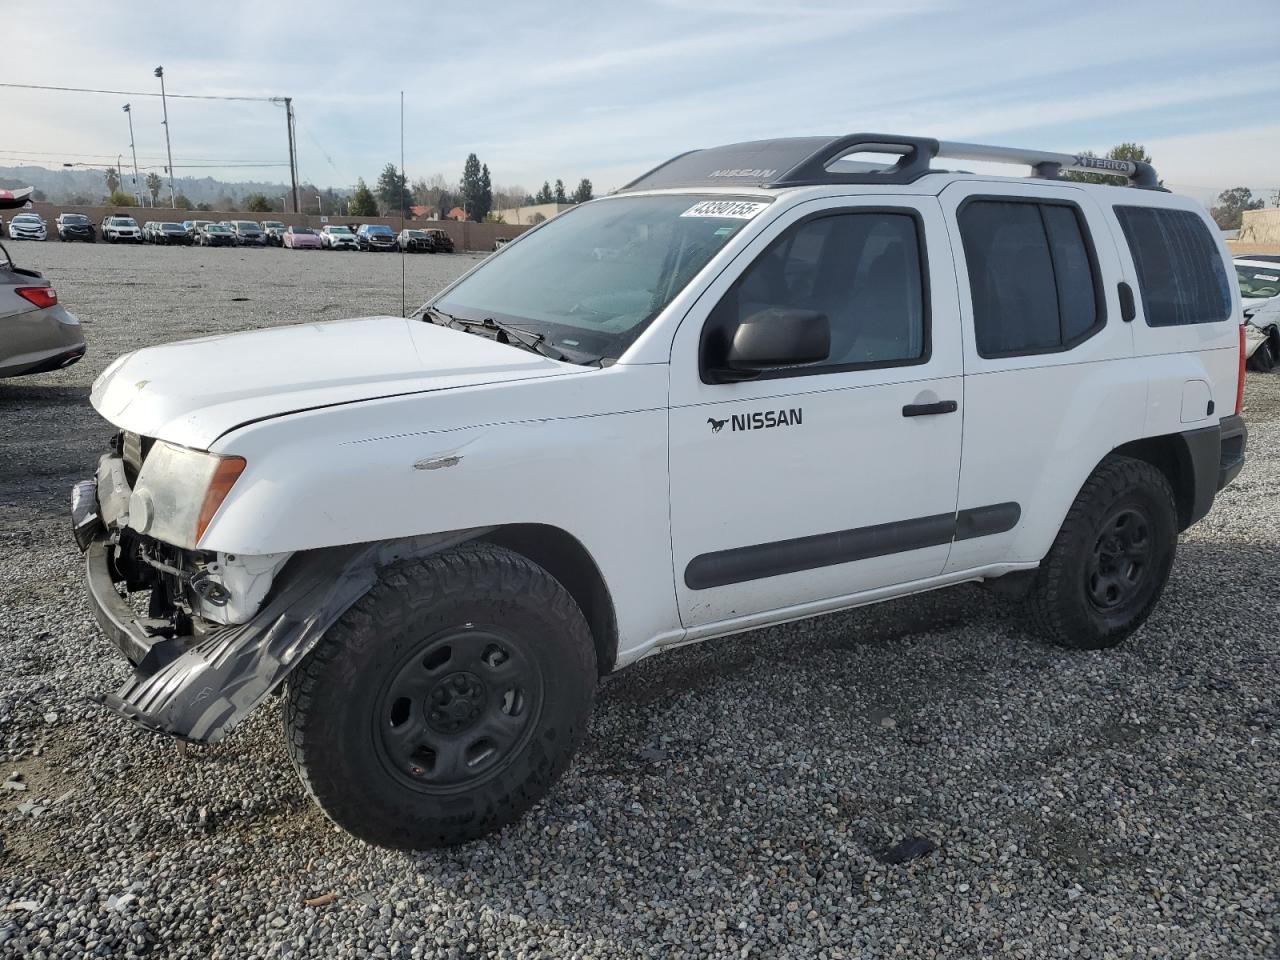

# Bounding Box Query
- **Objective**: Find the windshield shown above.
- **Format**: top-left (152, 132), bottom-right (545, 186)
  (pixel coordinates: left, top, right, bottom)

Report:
top-left (365, 226), bottom-right (394, 236)
top-left (330, 226), bottom-right (354, 234)
top-left (161, 223), bottom-right (185, 231)
top-left (405, 230), bottom-right (426, 237)
top-left (432, 194), bottom-right (768, 360)
top-left (13, 215), bottom-right (40, 224)
top-left (1237, 263), bottom-right (1280, 299)
top-left (207, 225), bottom-right (231, 233)
top-left (263, 221), bottom-right (284, 228)
top-left (234, 221), bottom-right (261, 231)
top-left (292, 227), bottom-right (315, 235)
top-left (62, 215), bottom-right (89, 224)
top-left (109, 217), bottom-right (137, 226)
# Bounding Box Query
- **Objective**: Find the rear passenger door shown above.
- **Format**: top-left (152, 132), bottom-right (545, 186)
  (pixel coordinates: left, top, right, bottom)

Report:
top-left (938, 183), bottom-right (1145, 573)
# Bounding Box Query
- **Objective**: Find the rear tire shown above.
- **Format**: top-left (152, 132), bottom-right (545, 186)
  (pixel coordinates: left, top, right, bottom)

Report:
top-left (1026, 456), bottom-right (1177, 650)
top-left (284, 542), bottom-right (596, 849)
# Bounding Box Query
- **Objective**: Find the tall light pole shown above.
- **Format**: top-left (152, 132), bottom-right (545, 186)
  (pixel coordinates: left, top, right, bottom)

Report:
top-left (116, 154), bottom-right (124, 196)
top-left (154, 66), bottom-right (176, 208)
top-left (122, 103), bottom-right (142, 206)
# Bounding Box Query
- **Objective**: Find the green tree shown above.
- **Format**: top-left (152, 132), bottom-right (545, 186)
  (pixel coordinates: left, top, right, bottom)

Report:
top-left (375, 162), bottom-right (411, 216)
top-left (174, 194), bottom-right (194, 210)
top-left (472, 163), bottom-right (492, 223)
top-left (460, 153), bottom-right (492, 222)
top-left (1210, 187), bottom-right (1265, 231)
top-left (106, 190), bottom-right (135, 207)
top-left (572, 178), bottom-right (593, 203)
top-left (244, 193), bottom-right (273, 212)
top-left (535, 181), bottom-right (552, 204)
top-left (348, 178), bottom-right (378, 216)
top-left (1065, 143), bottom-right (1154, 185)
top-left (146, 172), bottom-right (163, 204)
top-left (195, 202), bottom-right (212, 212)
top-left (104, 167), bottom-right (120, 194)
top-left (553, 179), bottom-right (567, 203)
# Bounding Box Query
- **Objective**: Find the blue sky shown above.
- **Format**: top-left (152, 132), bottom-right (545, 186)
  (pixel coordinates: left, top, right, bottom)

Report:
top-left (4, 0), bottom-right (1279, 205)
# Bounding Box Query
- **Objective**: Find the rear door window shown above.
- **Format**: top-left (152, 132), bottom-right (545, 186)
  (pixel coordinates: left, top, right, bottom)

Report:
top-left (958, 198), bottom-right (1105, 357)
top-left (1113, 206), bottom-right (1231, 326)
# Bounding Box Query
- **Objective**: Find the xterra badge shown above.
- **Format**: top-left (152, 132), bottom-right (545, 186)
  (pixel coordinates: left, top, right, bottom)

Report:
top-left (708, 408), bottom-right (802, 433)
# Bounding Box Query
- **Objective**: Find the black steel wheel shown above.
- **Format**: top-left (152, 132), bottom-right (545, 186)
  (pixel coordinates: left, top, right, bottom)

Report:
top-left (285, 542), bottom-right (596, 849)
top-left (1085, 508), bottom-right (1154, 612)
top-left (373, 625), bottom-right (544, 793)
top-left (1027, 456), bottom-right (1177, 649)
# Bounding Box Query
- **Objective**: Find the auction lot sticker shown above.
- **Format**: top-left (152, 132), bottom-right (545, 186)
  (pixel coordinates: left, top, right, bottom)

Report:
top-left (681, 200), bottom-right (769, 219)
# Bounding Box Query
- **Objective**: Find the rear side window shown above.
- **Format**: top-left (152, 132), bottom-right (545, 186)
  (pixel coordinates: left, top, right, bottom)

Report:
top-left (958, 199), bottom-right (1104, 357)
top-left (1113, 206), bottom-right (1231, 326)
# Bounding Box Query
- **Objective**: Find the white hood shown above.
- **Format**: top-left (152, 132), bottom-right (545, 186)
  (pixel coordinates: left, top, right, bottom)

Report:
top-left (91, 315), bottom-right (583, 448)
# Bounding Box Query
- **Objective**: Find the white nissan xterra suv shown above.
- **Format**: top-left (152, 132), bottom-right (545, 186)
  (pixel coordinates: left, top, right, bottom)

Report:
top-left (74, 134), bottom-right (1248, 850)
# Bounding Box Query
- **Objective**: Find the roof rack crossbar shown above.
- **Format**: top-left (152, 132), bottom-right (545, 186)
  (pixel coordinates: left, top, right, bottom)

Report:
top-left (935, 141), bottom-right (1159, 188)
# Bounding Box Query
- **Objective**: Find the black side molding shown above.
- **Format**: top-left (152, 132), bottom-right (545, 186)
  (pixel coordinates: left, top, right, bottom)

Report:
top-left (684, 503), bottom-right (1021, 590)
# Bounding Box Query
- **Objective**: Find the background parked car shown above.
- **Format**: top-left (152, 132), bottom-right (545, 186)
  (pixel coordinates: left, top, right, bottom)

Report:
top-left (1, 188), bottom-right (84, 377)
top-left (146, 222), bottom-right (192, 246)
top-left (262, 221), bottom-right (286, 246)
top-left (228, 220), bottom-right (266, 246)
top-left (282, 225), bottom-right (322, 249)
top-left (56, 213), bottom-right (95, 242)
top-left (423, 228), bottom-right (454, 253)
top-left (397, 228), bottom-right (433, 252)
top-left (186, 219), bottom-right (213, 241)
top-left (8, 213), bottom-right (48, 241)
top-left (101, 216), bottom-right (141, 243)
top-left (320, 224), bottom-right (359, 250)
top-left (356, 223), bottom-right (398, 251)
top-left (1239, 257), bottom-right (1280, 372)
top-left (196, 223), bottom-right (236, 247)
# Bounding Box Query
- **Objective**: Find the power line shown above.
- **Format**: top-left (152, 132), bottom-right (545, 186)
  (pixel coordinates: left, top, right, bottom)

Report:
top-left (0, 156), bottom-right (289, 170)
top-left (0, 81), bottom-right (280, 103)
top-left (0, 148), bottom-right (287, 163)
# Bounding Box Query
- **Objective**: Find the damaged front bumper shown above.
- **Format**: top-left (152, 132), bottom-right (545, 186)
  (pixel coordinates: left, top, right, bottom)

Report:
top-left (74, 461), bottom-right (486, 742)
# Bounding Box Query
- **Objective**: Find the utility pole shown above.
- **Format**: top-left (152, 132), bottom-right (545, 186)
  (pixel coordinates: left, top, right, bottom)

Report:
top-left (155, 66), bottom-right (176, 208)
top-left (284, 97), bottom-right (299, 214)
top-left (116, 155), bottom-right (124, 195)
top-left (123, 104), bottom-right (142, 206)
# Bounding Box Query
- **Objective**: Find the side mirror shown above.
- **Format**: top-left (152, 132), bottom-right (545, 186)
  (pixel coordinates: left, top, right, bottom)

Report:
top-left (721, 307), bottom-right (830, 377)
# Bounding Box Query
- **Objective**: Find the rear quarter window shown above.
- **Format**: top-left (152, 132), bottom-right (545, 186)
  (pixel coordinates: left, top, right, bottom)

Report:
top-left (1113, 206), bottom-right (1231, 326)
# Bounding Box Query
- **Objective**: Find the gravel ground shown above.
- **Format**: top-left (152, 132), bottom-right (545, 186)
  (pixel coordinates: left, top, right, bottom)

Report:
top-left (1, 242), bottom-right (1278, 959)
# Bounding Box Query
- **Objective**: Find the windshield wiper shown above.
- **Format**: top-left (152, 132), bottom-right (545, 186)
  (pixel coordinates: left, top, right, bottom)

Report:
top-left (424, 307), bottom-right (570, 362)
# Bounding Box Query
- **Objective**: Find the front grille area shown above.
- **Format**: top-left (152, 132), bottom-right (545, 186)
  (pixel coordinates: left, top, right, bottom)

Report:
top-left (120, 431), bottom-right (154, 484)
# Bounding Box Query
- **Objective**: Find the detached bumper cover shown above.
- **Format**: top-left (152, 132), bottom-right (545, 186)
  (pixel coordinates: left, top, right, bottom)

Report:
top-left (79, 506), bottom-right (488, 742)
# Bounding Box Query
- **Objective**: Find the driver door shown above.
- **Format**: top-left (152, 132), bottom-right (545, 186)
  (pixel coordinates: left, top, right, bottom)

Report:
top-left (668, 196), bottom-right (966, 630)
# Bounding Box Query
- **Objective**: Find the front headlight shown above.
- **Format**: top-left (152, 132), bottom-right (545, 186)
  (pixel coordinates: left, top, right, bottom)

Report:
top-left (128, 441), bottom-right (246, 550)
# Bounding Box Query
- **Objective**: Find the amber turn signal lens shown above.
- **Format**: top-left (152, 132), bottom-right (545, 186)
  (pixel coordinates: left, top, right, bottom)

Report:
top-left (195, 456), bottom-right (246, 546)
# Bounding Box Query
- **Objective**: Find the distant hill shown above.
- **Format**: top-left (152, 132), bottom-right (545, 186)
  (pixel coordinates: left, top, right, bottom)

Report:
top-left (0, 165), bottom-right (349, 207)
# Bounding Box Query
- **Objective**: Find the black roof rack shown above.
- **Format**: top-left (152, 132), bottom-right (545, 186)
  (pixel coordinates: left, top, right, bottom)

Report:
top-left (620, 134), bottom-right (1161, 192)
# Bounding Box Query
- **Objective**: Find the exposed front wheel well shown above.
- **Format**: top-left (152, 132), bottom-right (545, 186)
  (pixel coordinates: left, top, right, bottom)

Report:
top-left (480, 524), bottom-right (619, 675)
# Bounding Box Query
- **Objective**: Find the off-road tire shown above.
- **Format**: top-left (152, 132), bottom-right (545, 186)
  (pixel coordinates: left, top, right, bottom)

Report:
top-left (1026, 456), bottom-right (1177, 650)
top-left (284, 542), bottom-right (596, 849)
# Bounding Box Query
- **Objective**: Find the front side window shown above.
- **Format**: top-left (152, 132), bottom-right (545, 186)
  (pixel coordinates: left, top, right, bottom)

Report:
top-left (958, 199), bottom-right (1104, 357)
top-left (1114, 206), bottom-right (1231, 326)
top-left (434, 194), bottom-right (768, 362)
top-left (703, 210), bottom-right (927, 376)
